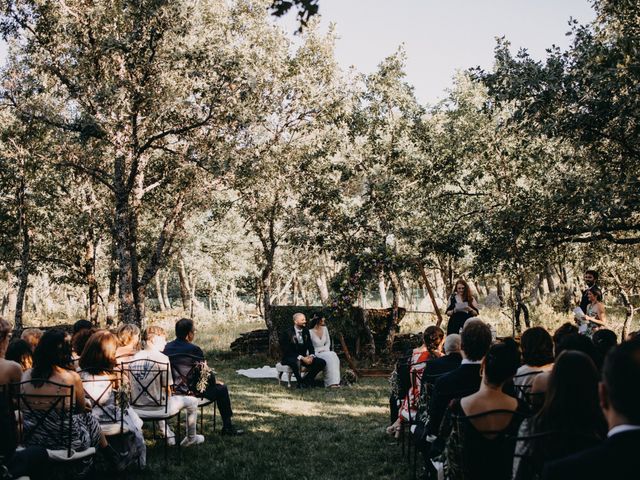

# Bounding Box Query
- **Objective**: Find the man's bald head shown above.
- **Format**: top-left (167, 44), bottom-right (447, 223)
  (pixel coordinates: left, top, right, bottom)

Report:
top-left (293, 313), bottom-right (306, 327)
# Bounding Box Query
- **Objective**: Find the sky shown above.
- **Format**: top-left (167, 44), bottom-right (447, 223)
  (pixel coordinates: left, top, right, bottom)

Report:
top-left (274, 0), bottom-right (596, 104)
top-left (0, 0), bottom-right (596, 105)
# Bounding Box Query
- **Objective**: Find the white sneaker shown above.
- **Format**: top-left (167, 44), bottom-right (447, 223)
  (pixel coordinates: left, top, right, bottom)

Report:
top-left (180, 434), bottom-right (205, 447)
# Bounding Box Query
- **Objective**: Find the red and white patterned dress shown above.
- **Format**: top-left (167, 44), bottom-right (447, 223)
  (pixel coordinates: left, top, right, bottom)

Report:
top-left (398, 347), bottom-right (439, 422)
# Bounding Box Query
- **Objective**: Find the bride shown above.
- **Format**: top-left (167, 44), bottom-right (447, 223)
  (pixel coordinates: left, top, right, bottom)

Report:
top-left (309, 315), bottom-right (341, 387)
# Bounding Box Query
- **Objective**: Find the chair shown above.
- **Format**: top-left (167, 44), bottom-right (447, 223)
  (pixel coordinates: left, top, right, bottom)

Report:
top-left (0, 383), bottom-right (18, 467)
top-left (120, 359), bottom-right (182, 463)
top-left (11, 379), bottom-right (96, 464)
top-left (79, 370), bottom-right (126, 436)
top-left (275, 362), bottom-right (308, 387)
top-left (512, 370), bottom-right (544, 411)
top-left (399, 360), bottom-right (428, 469)
top-left (167, 353), bottom-right (216, 433)
top-left (440, 406), bottom-right (529, 480)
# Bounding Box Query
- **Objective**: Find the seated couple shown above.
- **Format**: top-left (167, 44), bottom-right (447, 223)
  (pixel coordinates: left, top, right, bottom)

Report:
top-left (131, 320), bottom-right (242, 440)
top-left (280, 313), bottom-right (341, 389)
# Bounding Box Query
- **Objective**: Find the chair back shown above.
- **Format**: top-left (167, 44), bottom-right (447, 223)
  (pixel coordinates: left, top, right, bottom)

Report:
top-left (0, 383), bottom-right (18, 459)
top-left (120, 359), bottom-right (170, 413)
top-left (512, 370), bottom-right (545, 411)
top-left (79, 369), bottom-right (124, 430)
top-left (11, 379), bottom-right (75, 457)
top-left (445, 405), bottom-right (529, 480)
top-left (167, 353), bottom-right (205, 396)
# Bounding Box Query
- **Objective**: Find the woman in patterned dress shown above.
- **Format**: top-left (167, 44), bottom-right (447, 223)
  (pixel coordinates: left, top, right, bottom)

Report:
top-left (387, 326), bottom-right (445, 436)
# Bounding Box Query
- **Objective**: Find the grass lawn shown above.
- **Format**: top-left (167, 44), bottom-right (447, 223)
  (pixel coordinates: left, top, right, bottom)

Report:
top-left (136, 323), bottom-right (413, 480)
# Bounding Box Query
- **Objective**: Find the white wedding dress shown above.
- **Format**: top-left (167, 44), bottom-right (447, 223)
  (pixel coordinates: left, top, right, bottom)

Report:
top-left (310, 326), bottom-right (341, 387)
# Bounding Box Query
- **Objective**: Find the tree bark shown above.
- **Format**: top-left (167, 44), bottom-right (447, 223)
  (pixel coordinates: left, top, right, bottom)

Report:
top-left (106, 242), bottom-right (118, 326)
top-left (378, 270), bottom-right (389, 308)
top-left (162, 272), bottom-right (171, 309)
top-left (613, 274), bottom-right (635, 339)
top-left (178, 257), bottom-right (191, 311)
top-left (315, 272), bottom-right (330, 305)
top-left (84, 235), bottom-right (100, 325)
top-left (419, 265), bottom-right (444, 327)
top-left (155, 273), bottom-right (166, 311)
top-left (384, 270), bottom-right (402, 355)
top-left (14, 168), bottom-right (30, 331)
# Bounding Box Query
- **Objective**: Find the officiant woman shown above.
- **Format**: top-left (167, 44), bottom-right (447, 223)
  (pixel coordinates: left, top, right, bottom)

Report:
top-left (445, 279), bottom-right (480, 335)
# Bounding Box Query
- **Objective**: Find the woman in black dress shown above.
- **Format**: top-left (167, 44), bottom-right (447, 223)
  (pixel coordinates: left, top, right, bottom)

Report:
top-left (445, 279), bottom-right (480, 335)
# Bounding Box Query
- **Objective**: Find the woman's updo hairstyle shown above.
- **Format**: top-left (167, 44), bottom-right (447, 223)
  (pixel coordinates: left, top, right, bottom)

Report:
top-left (484, 337), bottom-right (520, 385)
top-left (423, 325), bottom-right (445, 354)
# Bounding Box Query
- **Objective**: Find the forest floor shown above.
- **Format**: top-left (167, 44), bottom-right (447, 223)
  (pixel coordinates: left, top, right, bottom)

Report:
top-left (137, 330), bottom-right (412, 480)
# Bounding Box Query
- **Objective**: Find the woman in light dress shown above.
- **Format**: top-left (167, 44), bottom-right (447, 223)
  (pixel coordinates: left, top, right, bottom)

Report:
top-left (309, 316), bottom-right (341, 387)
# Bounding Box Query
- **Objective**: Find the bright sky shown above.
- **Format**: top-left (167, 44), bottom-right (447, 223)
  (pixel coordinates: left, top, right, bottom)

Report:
top-left (0, 0), bottom-right (596, 105)
top-left (275, 0), bottom-right (596, 104)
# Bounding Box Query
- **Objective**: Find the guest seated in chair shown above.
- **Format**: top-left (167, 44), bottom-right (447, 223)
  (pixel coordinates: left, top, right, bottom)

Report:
top-left (115, 324), bottom-right (140, 363)
top-left (6, 338), bottom-right (33, 372)
top-left (20, 328), bottom-right (43, 352)
top-left (79, 330), bottom-right (146, 468)
top-left (132, 326), bottom-right (204, 446)
top-left (280, 313), bottom-right (326, 389)
top-left (438, 338), bottom-right (527, 480)
top-left (20, 329), bottom-right (124, 466)
top-left (0, 318), bottom-right (22, 461)
top-left (163, 318), bottom-right (242, 436)
top-left (542, 338), bottom-right (640, 480)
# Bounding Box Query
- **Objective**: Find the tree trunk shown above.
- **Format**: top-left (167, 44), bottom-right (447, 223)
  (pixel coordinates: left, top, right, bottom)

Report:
top-left (114, 164), bottom-right (136, 324)
top-left (177, 258), bottom-right (191, 311)
top-left (297, 277), bottom-right (309, 306)
top-left (315, 272), bottom-right (330, 305)
top-left (162, 272), bottom-right (171, 309)
top-left (378, 270), bottom-right (389, 308)
top-left (545, 265), bottom-right (556, 294)
top-left (261, 255), bottom-right (278, 357)
top-left (155, 273), bottom-right (166, 311)
top-left (14, 170), bottom-right (30, 331)
top-left (84, 236), bottom-right (100, 325)
top-left (419, 265), bottom-right (444, 327)
top-left (106, 243), bottom-right (118, 326)
top-left (613, 274), bottom-right (635, 339)
top-left (496, 275), bottom-right (505, 306)
top-left (360, 309), bottom-right (376, 361)
top-left (384, 270), bottom-right (401, 355)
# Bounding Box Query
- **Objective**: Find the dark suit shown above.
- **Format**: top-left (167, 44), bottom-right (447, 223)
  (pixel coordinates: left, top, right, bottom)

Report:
top-left (426, 363), bottom-right (482, 436)
top-left (280, 326), bottom-right (326, 386)
top-left (421, 352), bottom-right (463, 384)
top-left (542, 429), bottom-right (640, 480)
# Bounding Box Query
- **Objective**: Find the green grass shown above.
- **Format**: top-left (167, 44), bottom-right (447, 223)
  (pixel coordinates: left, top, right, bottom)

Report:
top-left (135, 323), bottom-right (412, 480)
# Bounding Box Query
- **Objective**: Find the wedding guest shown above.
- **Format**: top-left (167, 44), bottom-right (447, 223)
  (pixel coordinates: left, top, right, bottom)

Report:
top-left (164, 318), bottom-right (242, 435)
top-left (440, 338), bottom-right (526, 480)
top-left (0, 319), bottom-right (20, 464)
top-left (530, 334), bottom-right (599, 406)
top-left (20, 329), bottom-right (123, 466)
top-left (79, 330), bottom-right (146, 468)
top-left (579, 270), bottom-right (599, 314)
top-left (580, 287), bottom-right (607, 337)
top-left (5, 339), bottom-right (33, 371)
top-left (115, 324), bottom-right (140, 362)
top-left (72, 319), bottom-right (93, 335)
top-left (426, 319), bottom-right (492, 436)
top-left (592, 329), bottom-right (617, 368)
top-left (20, 328), bottom-right (43, 352)
top-left (309, 315), bottom-right (341, 387)
top-left (280, 313), bottom-right (326, 389)
top-left (71, 327), bottom-right (97, 369)
top-left (422, 334), bottom-right (463, 380)
top-left (513, 327), bottom-right (554, 398)
top-left (542, 339), bottom-right (640, 480)
top-left (552, 322), bottom-right (578, 350)
top-left (387, 326), bottom-right (444, 435)
top-left (445, 279), bottom-right (480, 335)
top-left (132, 326), bottom-right (204, 446)
top-left (513, 351), bottom-right (606, 480)
top-left (0, 318), bottom-right (21, 385)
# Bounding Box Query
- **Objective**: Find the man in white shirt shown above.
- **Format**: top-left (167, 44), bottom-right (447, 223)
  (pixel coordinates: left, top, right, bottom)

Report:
top-left (131, 326), bottom-right (203, 446)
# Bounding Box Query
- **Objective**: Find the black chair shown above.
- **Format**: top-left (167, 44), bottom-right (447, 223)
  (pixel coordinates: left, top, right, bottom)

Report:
top-left (0, 384), bottom-right (18, 467)
top-left (11, 379), bottom-right (97, 464)
top-left (399, 360), bottom-right (428, 468)
top-left (121, 359), bottom-right (182, 463)
top-left (79, 370), bottom-right (126, 436)
top-left (511, 371), bottom-right (545, 411)
top-left (167, 353), bottom-right (216, 433)
top-left (438, 406), bottom-right (529, 480)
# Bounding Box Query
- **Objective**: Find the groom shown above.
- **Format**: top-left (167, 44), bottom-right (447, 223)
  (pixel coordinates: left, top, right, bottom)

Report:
top-left (280, 312), bottom-right (326, 388)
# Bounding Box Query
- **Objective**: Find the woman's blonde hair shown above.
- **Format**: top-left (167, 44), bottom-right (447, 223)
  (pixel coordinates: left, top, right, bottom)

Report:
top-left (116, 323), bottom-right (140, 347)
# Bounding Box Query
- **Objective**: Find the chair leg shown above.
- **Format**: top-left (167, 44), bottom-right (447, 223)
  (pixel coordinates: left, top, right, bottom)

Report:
top-left (164, 420), bottom-right (168, 464)
top-left (213, 403), bottom-right (217, 432)
top-left (177, 410), bottom-right (182, 464)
